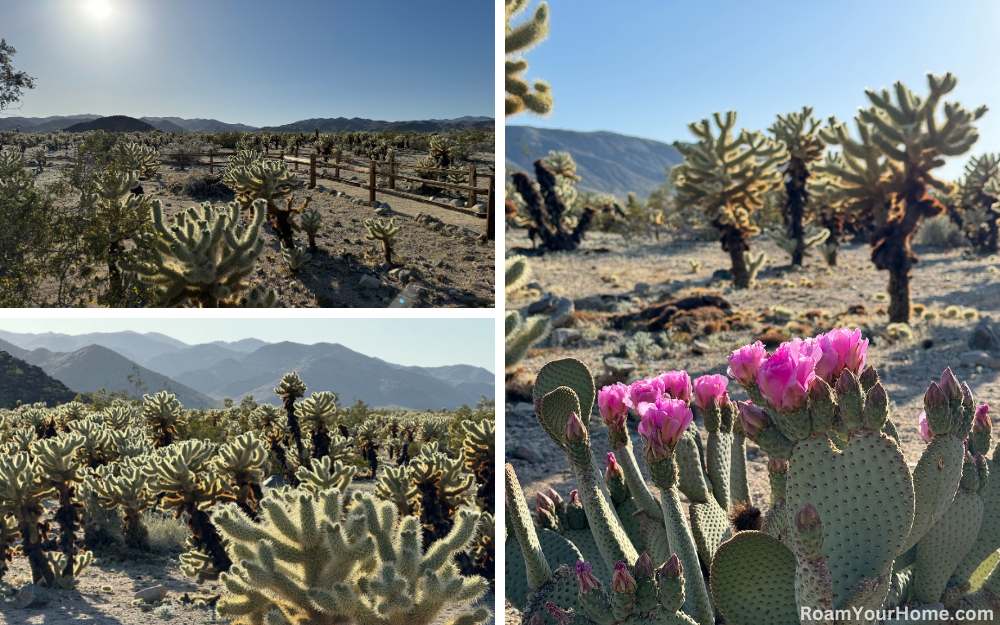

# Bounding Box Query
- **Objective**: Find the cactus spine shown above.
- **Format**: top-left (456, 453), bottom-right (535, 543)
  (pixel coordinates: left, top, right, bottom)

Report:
top-left (505, 0), bottom-right (552, 118)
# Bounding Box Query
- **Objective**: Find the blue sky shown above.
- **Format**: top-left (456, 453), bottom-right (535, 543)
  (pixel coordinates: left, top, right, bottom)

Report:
top-left (0, 318), bottom-right (496, 372)
top-left (507, 0), bottom-right (1000, 182)
top-left (1, 0), bottom-right (492, 127)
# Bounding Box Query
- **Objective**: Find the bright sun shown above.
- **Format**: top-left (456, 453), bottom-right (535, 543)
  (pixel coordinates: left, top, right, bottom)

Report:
top-left (85, 0), bottom-right (113, 20)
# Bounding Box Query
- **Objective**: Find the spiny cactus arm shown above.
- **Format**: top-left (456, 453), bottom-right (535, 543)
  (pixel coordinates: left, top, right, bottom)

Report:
top-left (607, 434), bottom-right (662, 521)
top-left (505, 313), bottom-right (550, 374)
top-left (505, 255), bottom-right (532, 294)
top-left (296, 457), bottom-right (356, 495)
top-left (505, 463), bottom-right (553, 590)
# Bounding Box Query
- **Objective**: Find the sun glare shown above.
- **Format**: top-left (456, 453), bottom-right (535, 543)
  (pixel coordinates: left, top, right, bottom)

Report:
top-left (85, 0), bottom-right (113, 20)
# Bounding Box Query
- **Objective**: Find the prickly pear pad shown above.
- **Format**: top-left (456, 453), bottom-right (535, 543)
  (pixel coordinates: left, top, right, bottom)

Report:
top-left (537, 386), bottom-right (582, 451)
top-left (710, 531), bottom-right (799, 625)
top-left (952, 457), bottom-right (1000, 586)
top-left (784, 431), bottom-right (914, 606)
top-left (534, 358), bottom-right (596, 428)
top-left (690, 496), bottom-right (732, 564)
top-left (505, 528), bottom-right (584, 609)
top-left (914, 490), bottom-right (984, 603)
top-left (901, 434), bottom-right (965, 553)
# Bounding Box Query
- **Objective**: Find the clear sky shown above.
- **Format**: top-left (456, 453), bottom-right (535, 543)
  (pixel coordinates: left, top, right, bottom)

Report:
top-left (507, 0), bottom-right (1000, 182)
top-left (1, 0), bottom-right (493, 127)
top-left (0, 318), bottom-right (495, 372)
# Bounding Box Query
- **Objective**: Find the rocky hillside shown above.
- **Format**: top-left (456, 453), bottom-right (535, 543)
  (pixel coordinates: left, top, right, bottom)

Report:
top-left (64, 115), bottom-right (158, 133)
top-left (505, 125), bottom-right (682, 201)
top-left (0, 351), bottom-right (79, 409)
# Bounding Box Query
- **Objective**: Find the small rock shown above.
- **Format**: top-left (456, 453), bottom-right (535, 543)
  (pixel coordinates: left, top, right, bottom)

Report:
top-left (359, 275), bottom-right (381, 289)
top-left (574, 295), bottom-right (608, 311)
top-left (398, 270), bottom-right (413, 283)
top-left (970, 317), bottom-right (1000, 351)
top-left (550, 328), bottom-right (582, 347)
top-left (134, 584), bottom-right (168, 604)
top-left (380, 202), bottom-right (390, 210)
top-left (633, 282), bottom-right (650, 296)
top-left (263, 475), bottom-right (287, 488)
top-left (511, 440), bottom-right (544, 464)
top-left (375, 207), bottom-right (390, 216)
top-left (960, 350), bottom-right (1000, 369)
top-left (603, 357), bottom-right (637, 375)
top-left (388, 283), bottom-right (426, 308)
top-left (451, 198), bottom-right (465, 207)
top-left (371, 200), bottom-right (382, 208)
top-left (691, 341), bottom-right (711, 355)
top-left (388, 268), bottom-right (403, 279)
top-left (524, 294), bottom-right (575, 328)
top-left (711, 268), bottom-right (731, 281)
top-left (15, 584), bottom-right (49, 609)
top-left (476, 202), bottom-right (488, 214)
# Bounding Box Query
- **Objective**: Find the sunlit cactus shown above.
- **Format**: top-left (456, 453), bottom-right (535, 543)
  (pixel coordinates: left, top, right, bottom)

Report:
top-left (297, 390), bottom-right (340, 459)
top-left (505, 0), bottom-right (552, 118)
top-left (364, 217), bottom-right (401, 264)
top-left (462, 419), bottom-right (495, 514)
top-left (141, 391), bottom-right (184, 448)
top-left (224, 157), bottom-right (307, 248)
top-left (89, 462), bottom-right (152, 550)
top-left (110, 141), bottom-right (159, 180)
top-left (215, 432), bottom-right (268, 522)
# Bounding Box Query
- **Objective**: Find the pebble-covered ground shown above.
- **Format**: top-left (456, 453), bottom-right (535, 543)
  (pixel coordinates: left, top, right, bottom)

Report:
top-left (504, 227), bottom-right (1000, 624)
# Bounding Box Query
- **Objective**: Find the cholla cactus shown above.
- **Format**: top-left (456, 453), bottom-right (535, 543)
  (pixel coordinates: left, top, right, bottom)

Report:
top-left (505, 0), bottom-right (552, 118)
top-left (0, 513), bottom-right (16, 582)
top-left (224, 158), bottom-right (307, 248)
top-left (510, 160), bottom-right (596, 252)
top-left (0, 452), bottom-right (55, 586)
top-left (110, 141), bottom-right (159, 179)
top-left (672, 111), bottom-right (787, 288)
top-left (142, 391), bottom-right (184, 448)
top-left (505, 255), bottom-right (533, 294)
top-left (959, 154), bottom-right (1000, 253)
top-left (297, 391), bottom-right (339, 459)
top-left (215, 432), bottom-right (268, 522)
top-left (213, 489), bottom-right (489, 625)
top-left (355, 419), bottom-right (382, 477)
top-left (294, 456), bottom-right (357, 495)
top-left (406, 443), bottom-right (475, 546)
top-left (275, 372), bottom-right (308, 466)
top-left (295, 206), bottom-right (323, 250)
top-left (89, 462), bottom-right (152, 549)
top-left (134, 199), bottom-right (273, 308)
top-left (364, 217), bottom-right (400, 264)
top-left (462, 420), bottom-right (494, 514)
top-left (820, 73), bottom-right (986, 322)
top-left (282, 244), bottom-right (311, 271)
top-left (505, 311), bottom-right (550, 374)
top-left (32, 433), bottom-right (92, 588)
top-left (144, 440), bottom-right (236, 581)
top-left (87, 169), bottom-right (152, 302)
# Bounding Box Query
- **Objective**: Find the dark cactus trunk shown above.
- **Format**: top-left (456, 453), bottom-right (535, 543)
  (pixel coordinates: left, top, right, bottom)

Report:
top-left (821, 213), bottom-right (845, 267)
top-left (54, 483), bottom-right (81, 580)
top-left (311, 426), bottom-right (331, 460)
top-left (282, 393), bottom-right (306, 460)
top-left (184, 507), bottom-right (231, 580)
top-left (871, 180), bottom-right (943, 323)
top-left (717, 221), bottom-right (751, 288)
top-left (417, 478), bottom-right (453, 548)
top-left (784, 158), bottom-right (809, 266)
top-left (510, 161), bottom-right (595, 252)
top-left (20, 520), bottom-right (54, 587)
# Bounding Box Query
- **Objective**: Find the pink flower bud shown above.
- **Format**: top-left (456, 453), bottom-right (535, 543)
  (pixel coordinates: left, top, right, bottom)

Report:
top-left (659, 370), bottom-right (693, 403)
top-left (756, 339), bottom-right (819, 413)
top-left (795, 503), bottom-right (821, 530)
top-left (598, 382), bottom-right (630, 431)
top-left (545, 487), bottom-right (563, 507)
top-left (536, 492), bottom-right (554, 513)
top-left (727, 341), bottom-right (768, 387)
top-left (918, 411), bottom-right (932, 443)
top-left (768, 456), bottom-right (789, 473)
top-left (736, 401), bottom-right (769, 440)
top-left (940, 367), bottom-right (962, 401)
top-left (693, 374), bottom-right (729, 412)
top-left (660, 553), bottom-right (683, 579)
top-left (925, 382), bottom-right (948, 410)
top-left (634, 552), bottom-right (654, 579)
top-left (574, 560), bottom-right (602, 594)
top-left (564, 412), bottom-right (587, 443)
top-left (637, 397), bottom-right (692, 462)
top-left (975, 405), bottom-right (991, 433)
top-left (568, 490), bottom-right (581, 506)
top-left (605, 452), bottom-right (624, 481)
top-left (612, 561), bottom-right (637, 594)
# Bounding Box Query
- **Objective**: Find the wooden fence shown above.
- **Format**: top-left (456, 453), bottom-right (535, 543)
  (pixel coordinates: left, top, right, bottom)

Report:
top-left (158, 149), bottom-right (495, 239)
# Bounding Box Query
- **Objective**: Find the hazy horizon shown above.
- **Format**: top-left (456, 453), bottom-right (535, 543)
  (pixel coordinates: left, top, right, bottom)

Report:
top-left (509, 0), bottom-right (1000, 182)
top-left (0, 319), bottom-right (496, 373)
top-left (1, 0), bottom-right (492, 126)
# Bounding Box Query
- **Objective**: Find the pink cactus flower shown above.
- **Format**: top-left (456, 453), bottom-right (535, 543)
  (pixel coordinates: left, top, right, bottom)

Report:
top-left (975, 405), bottom-right (991, 432)
top-left (756, 339), bottom-right (820, 413)
top-left (598, 382), bottom-right (631, 430)
top-left (658, 370), bottom-right (693, 403)
top-left (627, 376), bottom-right (665, 417)
top-left (814, 327), bottom-right (868, 382)
top-left (612, 561), bottom-right (637, 594)
top-left (637, 397), bottom-right (692, 461)
top-left (605, 452), bottom-right (624, 480)
top-left (693, 374), bottom-right (729, 412)
top-left (918, 411), bottom-right (932, 443)
top-left (727, 341), bottom-right (768, 387)
top-left (574, 561), bottom-right (602, 594)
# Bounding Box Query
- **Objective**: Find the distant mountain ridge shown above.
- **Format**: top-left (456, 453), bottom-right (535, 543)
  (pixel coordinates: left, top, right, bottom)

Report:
top-left (505, 125), bottom-right (683, 201)
top-left (0, 331), bottom-right (494, 411)
top-left (0, 115), bottom-right (494, 134)
top-left (0, 351), bottom-right (79, 409)
top-left (64, 116), bottom-right (157, 133)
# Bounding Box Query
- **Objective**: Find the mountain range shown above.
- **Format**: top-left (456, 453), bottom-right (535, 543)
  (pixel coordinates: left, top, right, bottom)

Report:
top-left (0, 115), bottom-right (495, 134)
top-left (0, 332), bottom-right (493, 411)
top-left (505, 125), bottom-right (683, 201)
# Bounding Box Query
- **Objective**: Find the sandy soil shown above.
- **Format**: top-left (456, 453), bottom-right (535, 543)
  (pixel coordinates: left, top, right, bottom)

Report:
top-left (9, 147), bottom-right (496, 308)
top-left (503, 227), bottom-right (1000, 624)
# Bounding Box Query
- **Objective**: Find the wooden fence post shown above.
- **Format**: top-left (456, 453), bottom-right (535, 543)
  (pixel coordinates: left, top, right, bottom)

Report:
top-left (481, 175), bottom-right (495, 242)
top-left (369, 159), bottom-right (376, 206)
top-left (388, 153), bottom-right (396, 189)
top-left (467, 163), bottom-right (476, 208)
top-left (179, 152), bottom-right (184, 171)
top-left (209, 152), bottom-right (214, 175)
top-left (309, 153), bottom-right (316, 189)
top-left (335, 151), bottom-right (341, 180)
